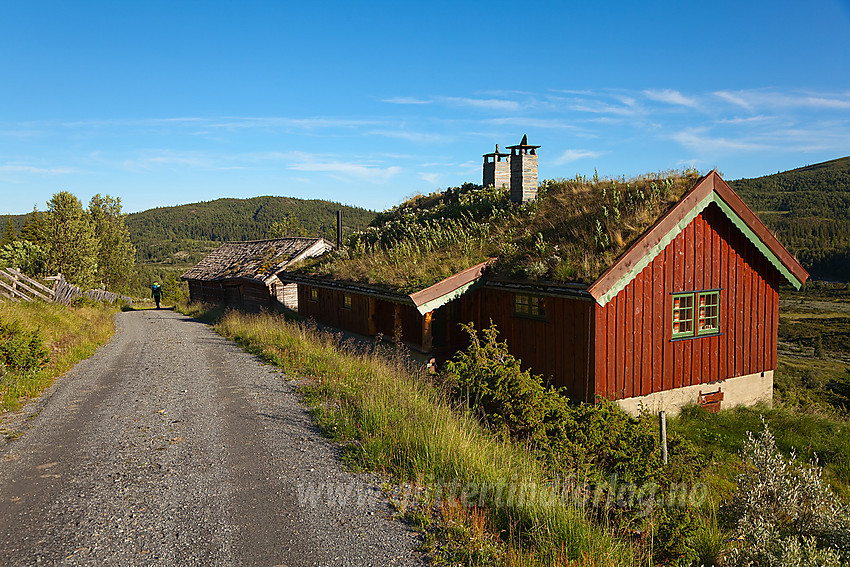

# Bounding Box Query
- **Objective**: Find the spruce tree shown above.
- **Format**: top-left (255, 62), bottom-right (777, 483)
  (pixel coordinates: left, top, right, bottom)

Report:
top-left (20, 206), bottom-right (45, 245)
top-left (1, 215), bottom-right (16, 246)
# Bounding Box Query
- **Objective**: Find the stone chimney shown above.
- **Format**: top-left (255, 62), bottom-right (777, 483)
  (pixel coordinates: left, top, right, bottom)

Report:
top-left (482, 144), bottom-right (511, 189)
top-left (506, 134), bottom-right (540, 203)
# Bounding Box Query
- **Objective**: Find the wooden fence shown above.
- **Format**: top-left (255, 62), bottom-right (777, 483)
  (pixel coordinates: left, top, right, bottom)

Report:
top-left (0, 269), bottom-right (132, 306)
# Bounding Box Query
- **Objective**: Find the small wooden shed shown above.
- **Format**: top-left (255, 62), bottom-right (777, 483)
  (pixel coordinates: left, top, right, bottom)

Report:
top-left (279, 172), bottom-right (808, 414)
top-left (181, 237), bottom-right (333, 312)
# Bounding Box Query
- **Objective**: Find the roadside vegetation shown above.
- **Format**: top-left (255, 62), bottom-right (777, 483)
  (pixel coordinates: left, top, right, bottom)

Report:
top-left (0, 299), bottom-right (116, 413)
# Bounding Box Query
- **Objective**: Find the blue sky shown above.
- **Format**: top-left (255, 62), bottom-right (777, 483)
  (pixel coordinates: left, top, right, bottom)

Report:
top-left (1, 1), bottom-right (849, 215)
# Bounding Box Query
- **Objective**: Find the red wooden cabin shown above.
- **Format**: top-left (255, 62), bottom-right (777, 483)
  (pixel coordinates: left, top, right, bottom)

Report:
top-left (280, 172), bottom-right (807, 414)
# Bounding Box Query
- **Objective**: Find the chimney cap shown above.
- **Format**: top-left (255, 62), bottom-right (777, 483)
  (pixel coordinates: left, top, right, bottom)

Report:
top-left (506, 134), bottom-right (541, 150)
top-left (482, 143), bottom-right (510, 158)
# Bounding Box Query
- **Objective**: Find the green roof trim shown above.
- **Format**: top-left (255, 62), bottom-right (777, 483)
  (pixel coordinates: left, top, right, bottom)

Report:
top-left (712, 194), bottom-right (803, 290)
top-left (413, 278), bottom-right (480, 315)
top-left (596, 191), bottom-right (803, 306)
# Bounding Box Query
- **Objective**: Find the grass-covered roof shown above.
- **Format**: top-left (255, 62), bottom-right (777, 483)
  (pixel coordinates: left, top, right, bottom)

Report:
top-left (294, 170), bottom-right (703, 294)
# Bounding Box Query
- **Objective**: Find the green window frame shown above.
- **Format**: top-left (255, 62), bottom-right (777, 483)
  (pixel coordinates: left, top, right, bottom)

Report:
top-left (514, 293), bottom-right (545, 319)
top-left (342, 293), bottom-right (352, 310)
top-left (697, 291), bottom-right (720, 335)
top-left (672, 290), bottom-right (720, 339)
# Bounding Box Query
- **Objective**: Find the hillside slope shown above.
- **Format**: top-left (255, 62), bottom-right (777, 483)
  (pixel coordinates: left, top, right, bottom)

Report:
top-left (125, 196), bottom-right (375, 265)
top-left (730, 156), bottom-right (850, 281)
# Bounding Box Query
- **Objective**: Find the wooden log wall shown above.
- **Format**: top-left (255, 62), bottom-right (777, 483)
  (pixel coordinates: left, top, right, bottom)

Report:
top-left (594, 202), bottom-right (780, 400)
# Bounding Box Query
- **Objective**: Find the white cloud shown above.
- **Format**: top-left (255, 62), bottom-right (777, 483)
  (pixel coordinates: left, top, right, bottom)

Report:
top-left (121, 151), bottom-right (213, 170)
top-left (670, 130), bottom-right (770, 153)
top-left (288, 160), bottom-right (402, 183)
top-left (554, 149), bottom-right (603, 164)
top-left (0, 164), bottom-right (79, 174)
top-left (487, 117), bottom-right (580, 130)
top-left (643, 89), bottom-right (700, 109)
top-left (570, 100), bottom-right (641, 117)
top-left (419, 172), bottom-right (440, 184)
top-left (715, 89), bottom-right (850, 112)
top-left (383, 97), bottom-right (432, 105)
top-left (439, 96), bottom-right (521, 112)
top-left (368, 129), bottom-right (447, 143)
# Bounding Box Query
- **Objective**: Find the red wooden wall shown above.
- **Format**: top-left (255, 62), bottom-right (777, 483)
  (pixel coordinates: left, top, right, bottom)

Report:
top-left (297, 284), bottom-right (372, 337)
top-left (297, 285), bottom-right (425, 348)
top-left (593, 202), bottom-right (781, 400)
top-left (461, 288), bottom-right (595, 402)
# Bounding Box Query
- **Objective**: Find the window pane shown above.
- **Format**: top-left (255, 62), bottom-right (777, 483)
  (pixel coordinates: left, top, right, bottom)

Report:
top-left (514, 294), bottom-right (543, 318)
top-left (672, 294), bottom-right (694, 336)
top-left (698, 291), bottom-right (719, 334)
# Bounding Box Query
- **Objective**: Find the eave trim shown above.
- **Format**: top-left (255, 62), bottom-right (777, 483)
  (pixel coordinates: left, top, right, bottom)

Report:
top-left (594, 191), bottom-right (805, 307)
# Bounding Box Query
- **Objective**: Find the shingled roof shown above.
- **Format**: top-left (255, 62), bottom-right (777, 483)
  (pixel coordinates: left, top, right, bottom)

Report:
top-left (181, 237), bottom-right (333, 284)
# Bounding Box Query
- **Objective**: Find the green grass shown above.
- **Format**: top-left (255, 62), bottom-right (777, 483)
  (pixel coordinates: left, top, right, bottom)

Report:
top-left (181, 282), bottom-right (850, 566)
top-left (0, 300), bottom-right (116, 412)
top-left (665, 283), bottom-right (850, 563)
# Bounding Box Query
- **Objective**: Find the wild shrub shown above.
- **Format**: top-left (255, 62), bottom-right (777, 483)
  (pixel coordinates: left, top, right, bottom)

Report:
top-left (443, 322), bottom-right (664, 483)
top-left (443, 322), bottom-right (559, 444)
top-left (725, 420), bottom-right (850, 566)
top-left (654, 507), bottom-right (699, 567)
top-left (442, 322), bottom-right (707, 562)
top-left (0, 318), bottom-right (49, 376)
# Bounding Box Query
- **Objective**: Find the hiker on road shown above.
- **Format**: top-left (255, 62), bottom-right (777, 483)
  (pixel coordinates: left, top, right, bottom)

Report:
top-left (151, 281), bottom-right (162, 309)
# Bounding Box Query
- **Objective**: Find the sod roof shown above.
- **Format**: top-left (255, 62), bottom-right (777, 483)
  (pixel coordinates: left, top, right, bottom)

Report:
top-left (290, 171), bottom-right (706, 295)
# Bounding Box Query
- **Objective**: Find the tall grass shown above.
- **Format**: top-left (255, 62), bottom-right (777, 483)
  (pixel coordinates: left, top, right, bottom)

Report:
top-left (0, 300), bottom-right (116, 411)
top-left (213, 309), bottom-right (634, 566)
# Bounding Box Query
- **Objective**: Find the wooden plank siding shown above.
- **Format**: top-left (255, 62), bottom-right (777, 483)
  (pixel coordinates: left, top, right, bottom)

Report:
top-left (297, 284), bottom-right (372, 337)
top-left (188, 278), bottom-right (283, 312)
top-left (593, 202), bottom-right (783, 401)
top-left (463, 288), bottom-right (595, 402)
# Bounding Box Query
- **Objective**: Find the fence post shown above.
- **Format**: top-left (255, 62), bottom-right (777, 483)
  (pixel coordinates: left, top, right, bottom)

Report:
top-left (659, 410), bottom-right (668, 465)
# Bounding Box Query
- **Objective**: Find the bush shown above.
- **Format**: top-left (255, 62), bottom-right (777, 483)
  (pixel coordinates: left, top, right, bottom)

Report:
top-left (725, 420), bottom-right (850, 566)
top-left (443, 323), bottom-right (664, 483)
top-left (443, 322), bottom-right (559, 444)
top-left (0, 318), bottom-right (49, 376)
top-left (654, 507), bottom-right (699, 567)
top-left (0, 240), bottom-right (46, 277)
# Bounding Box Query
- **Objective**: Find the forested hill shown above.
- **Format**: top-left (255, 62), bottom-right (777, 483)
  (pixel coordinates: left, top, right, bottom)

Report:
top-left (126, 196), bottom-right (375, 265)
top-left (730, 156), bottom-right (850, 281)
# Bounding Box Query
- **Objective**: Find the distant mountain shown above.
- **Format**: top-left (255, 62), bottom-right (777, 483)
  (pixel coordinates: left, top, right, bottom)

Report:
top-left (730, 156), bottom-right (850, 281)
top-left (125, 196), bottom-right (376, 265)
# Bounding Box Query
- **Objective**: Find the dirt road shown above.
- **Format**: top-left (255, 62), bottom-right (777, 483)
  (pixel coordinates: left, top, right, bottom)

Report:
top-left (0, 309), bottom-right (421, 566)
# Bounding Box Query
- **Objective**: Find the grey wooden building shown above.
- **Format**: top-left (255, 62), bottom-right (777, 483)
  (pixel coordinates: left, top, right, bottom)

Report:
top-left (181, 237), bottom-right (333, 312)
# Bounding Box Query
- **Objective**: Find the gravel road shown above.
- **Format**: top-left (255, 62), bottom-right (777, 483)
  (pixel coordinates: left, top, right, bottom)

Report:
top-left (0, 309), bottom-right (423, 566)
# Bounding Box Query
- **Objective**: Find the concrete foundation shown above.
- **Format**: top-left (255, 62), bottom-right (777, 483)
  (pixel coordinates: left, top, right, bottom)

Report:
top-left (615, 370), bottom-right (774, 417)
